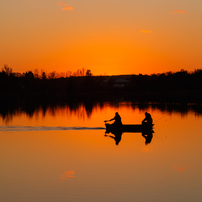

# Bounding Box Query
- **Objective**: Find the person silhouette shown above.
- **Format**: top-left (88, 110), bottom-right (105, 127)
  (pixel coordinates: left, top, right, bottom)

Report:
top-left (108, 112), bottom-right (122, 126)
top-left (142, 112), bottom-right (153, 126)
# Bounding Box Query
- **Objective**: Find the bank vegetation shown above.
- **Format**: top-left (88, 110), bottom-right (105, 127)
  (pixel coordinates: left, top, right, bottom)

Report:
top-left (1, 65), bottom-right (202, 103)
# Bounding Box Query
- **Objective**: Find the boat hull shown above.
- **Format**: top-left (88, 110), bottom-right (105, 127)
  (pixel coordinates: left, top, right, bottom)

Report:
top-left (105, 123), bottom-right (153, 133)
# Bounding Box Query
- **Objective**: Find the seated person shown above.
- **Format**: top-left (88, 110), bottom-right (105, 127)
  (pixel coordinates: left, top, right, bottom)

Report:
top-left (142, 112), bottom-right (153, 126)
top-left (108, 112), bottom-right (122, 126)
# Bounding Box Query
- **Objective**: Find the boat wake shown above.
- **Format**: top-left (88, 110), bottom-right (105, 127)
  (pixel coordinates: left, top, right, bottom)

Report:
top-left (0, 126), bottom-right (106, 132)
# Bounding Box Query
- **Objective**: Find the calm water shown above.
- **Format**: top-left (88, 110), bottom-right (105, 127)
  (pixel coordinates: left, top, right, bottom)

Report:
top-left (0, 102), bottom-right (202, 202)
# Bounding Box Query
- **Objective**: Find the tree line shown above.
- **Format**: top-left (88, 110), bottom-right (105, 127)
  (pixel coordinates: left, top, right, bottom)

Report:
top-left (1, 65), bottom-right (92, 79)
top-left (1, 65), bottom-right (202, 102)
top-left (0, 65), bottom-right (93, 94)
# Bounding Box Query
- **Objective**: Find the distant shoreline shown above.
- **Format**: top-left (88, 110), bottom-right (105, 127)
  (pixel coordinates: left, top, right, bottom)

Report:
top-left (1, 68), bottom-right (202, 104)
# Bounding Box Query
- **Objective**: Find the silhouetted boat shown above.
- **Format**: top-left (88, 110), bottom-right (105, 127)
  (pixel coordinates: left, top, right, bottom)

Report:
top-left (105, 123), bottom-right (154, 133)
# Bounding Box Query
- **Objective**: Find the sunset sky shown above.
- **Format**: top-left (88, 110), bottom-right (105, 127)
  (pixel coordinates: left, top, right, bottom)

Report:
top-left (1, 0), bottom-right (202, 75)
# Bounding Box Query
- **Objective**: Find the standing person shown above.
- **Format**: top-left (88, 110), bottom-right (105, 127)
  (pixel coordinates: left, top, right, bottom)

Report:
top-left (107, 112), bottom-right (122, 126)
top-left (142, 112), bottom-right (153, 126)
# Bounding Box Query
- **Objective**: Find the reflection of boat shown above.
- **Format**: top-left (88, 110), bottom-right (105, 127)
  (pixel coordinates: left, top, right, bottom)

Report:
top-left (105, 123), bottom-right (153, 133)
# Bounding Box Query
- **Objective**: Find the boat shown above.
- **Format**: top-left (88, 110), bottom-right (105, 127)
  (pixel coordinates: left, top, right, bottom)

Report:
top-left (105, 123), bottom-right (154, 133)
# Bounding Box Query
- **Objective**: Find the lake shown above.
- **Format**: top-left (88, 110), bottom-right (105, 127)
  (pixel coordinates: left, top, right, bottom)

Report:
top-left (0, 101), bottom-right (202, 202)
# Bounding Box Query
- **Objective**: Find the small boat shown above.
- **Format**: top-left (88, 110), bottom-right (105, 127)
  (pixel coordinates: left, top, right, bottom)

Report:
top-left (105, 123), bottom-right (154, 133)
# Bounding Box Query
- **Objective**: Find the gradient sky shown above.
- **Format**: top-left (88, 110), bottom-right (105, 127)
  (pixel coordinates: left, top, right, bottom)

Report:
top-left (1, 0), bottom-right (202, 75)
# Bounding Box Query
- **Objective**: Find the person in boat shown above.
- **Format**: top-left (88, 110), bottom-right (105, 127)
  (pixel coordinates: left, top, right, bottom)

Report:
top-left (142, 112), bottom-right (153, 126)
top-left (107, 112), bottom-right (122, 127)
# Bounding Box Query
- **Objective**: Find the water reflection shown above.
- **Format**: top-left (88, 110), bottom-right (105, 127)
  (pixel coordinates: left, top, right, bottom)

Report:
top-left (1, 101), bottom-right (202, 202)
top-left (105, 128), bottom-right (154, 145)
top-left (1, 95), bottom-right (202, 123)
top-left (142, 130), bottom-right (154, 145)
top-left (60, 170), bottom-right (75, 182)
top-left (105, 130), bottom-right (123, 145)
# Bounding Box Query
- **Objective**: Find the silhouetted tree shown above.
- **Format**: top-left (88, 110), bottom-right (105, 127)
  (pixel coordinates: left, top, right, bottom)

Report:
top-left (48, 71), bottom-right (56, 79)
top-left (34, 69), bottom-right (39, 78)
top-left (41, 70), bottom-right (47, 79)
top-left (2, 65), bottom-right (12, 76)
top-left (25, 71), bottom-right (34, 79)
top-left (86, 69), bottom-right (92, 76)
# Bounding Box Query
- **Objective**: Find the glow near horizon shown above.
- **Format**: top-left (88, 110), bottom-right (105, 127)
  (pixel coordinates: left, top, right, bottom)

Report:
top-left (0, 0), bottom-right (202, 75)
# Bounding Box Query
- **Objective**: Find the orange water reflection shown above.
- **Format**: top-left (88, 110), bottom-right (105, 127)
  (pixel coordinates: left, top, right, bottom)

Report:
top-left (61, 170), bottom-right (75, 182)
top-left (0, 103), bottom-right (202, 202)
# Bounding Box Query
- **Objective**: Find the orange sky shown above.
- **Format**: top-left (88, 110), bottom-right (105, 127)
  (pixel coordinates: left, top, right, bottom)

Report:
top-left (1, 0), bottom-right (202, 75)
